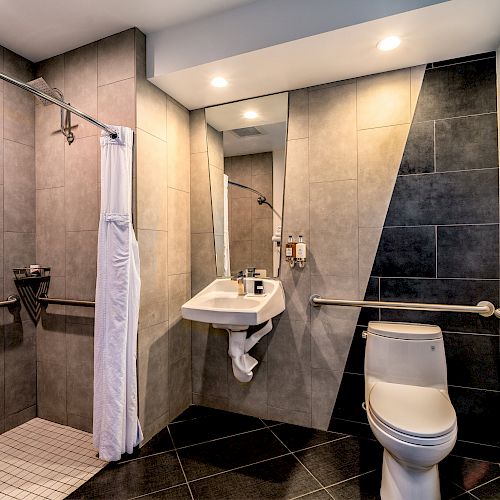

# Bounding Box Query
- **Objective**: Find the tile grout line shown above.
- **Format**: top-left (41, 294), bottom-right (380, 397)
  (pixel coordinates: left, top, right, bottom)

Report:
top-left (466, 472), bottom-right (500, 496)
top-left (166, 424), bottom-right (195, 500)
top-left (266, 425), bottom-right (336, 499)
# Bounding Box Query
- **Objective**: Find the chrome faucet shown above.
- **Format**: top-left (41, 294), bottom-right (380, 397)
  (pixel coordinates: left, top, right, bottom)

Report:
top-left (231, 271), bottom-right (245, 295)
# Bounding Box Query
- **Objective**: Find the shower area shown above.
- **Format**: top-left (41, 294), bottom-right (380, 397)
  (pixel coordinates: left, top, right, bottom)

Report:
top-left (0, 27), bottom-right (192, 497)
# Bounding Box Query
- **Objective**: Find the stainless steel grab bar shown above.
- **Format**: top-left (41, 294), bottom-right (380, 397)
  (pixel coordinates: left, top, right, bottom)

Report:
top-left (0, 295), bottom-right (20, 308)
top-left (39, 294), bottom-right (95, 308)
top-left (309, 295), bottom-right (496, 317)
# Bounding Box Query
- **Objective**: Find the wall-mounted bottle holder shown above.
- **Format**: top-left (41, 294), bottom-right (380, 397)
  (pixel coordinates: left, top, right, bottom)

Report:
top-left (13, 267), bottom-right (51, 325)
top-left (285, 235), bottom-right (307, 269)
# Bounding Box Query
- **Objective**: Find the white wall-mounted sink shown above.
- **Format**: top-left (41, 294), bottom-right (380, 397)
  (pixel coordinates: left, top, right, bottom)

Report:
top-left (181, 278), bottom-right (285, 383)
top-left (181, 278), bottom-right (285, 329)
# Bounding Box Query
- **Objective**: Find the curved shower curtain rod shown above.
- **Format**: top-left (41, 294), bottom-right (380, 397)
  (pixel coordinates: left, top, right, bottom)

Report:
top-left (228, 180), bottom-right (274, 209)
top-left (0, 72), bottom-right (118, 141)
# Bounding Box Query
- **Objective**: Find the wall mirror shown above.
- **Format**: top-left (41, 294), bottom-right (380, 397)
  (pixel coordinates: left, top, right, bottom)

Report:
top-left (205, 92), bottom-right (288, 278)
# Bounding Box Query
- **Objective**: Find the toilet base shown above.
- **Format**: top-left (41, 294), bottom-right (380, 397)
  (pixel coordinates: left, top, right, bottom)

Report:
top-left (381, 449), bottom-right (440, 500)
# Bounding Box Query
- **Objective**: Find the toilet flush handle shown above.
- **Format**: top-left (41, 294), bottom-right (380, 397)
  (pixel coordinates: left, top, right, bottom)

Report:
top-left (362, 330), bottom-right (367, 339)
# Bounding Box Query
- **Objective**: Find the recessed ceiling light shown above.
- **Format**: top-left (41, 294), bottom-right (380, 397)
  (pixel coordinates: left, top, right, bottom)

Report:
top-left (377, 36), bottom-right (401, 51)
top-left (211, 77), bottom-right (228, 88)
top-left (243, 110), bottom-right (258, 119)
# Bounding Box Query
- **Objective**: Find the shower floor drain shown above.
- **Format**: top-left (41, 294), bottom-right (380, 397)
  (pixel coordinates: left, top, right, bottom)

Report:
top-left (0, 418), bottom-right (106, 499)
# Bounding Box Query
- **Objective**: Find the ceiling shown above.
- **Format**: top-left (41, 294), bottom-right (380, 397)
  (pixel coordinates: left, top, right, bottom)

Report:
top-left (150, 0), bottom-right (500, 110)
top-left (0, 0), bottom-right (255, 62)
top-left (206, 93), bottom-right (288, 156)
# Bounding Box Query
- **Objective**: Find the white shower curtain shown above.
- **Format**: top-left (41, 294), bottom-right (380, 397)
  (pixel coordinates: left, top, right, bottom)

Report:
top-left (93, 126), bottom-right (143, 462)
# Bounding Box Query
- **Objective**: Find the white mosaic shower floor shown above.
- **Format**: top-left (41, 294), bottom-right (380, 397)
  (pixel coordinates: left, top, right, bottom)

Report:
top-left (0, 418), bottom-right (107, 499)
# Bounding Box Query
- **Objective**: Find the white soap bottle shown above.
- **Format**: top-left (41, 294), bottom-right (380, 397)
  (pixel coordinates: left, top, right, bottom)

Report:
top-left (296, 235), bottom-right (307, 268)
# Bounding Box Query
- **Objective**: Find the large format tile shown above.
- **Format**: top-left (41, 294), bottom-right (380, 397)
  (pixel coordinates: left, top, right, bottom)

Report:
top-left (139, 485), bottom-right (193, 499)
top-left (379, 277), bottom-right (500, 334)
top-left (296, 436), bottom-right (382, 487)
top-left (137, 78), bottom-right (167, 140)
top-left (399, 120), bottom-right (434, 175)
top-left (190, 109), bottom-right (207, 154)
top-left (189, 454), bottom-right (320, 500)
top-left (470, 476), bottom-right (500, 499)
top-left (3, 83), bottom-right (34, 147)
top-left (358, 124), bottom-right (410, 228)
top-left (178, 428), bottom-right (288, 480)
top-left (435, 113), bottom-right (498, 172)
top-left (68, 451), bottom-right (184, 499)
top-left (437, 224), bottom-right (499, 279)
top-left (288, 89), bottom-right (308, 140)
top-left (169, 355), bottom-right (192, 420)
top-left (372, 225), bottom-right (436, 277)
top-left (3, 140), bottom-right (35, 232)
top-left (309, 83), bottom-right (357, 182)
top-left (271, 423), bottom-right (344, 452)
top-left (37, 360), bottom-right (67, 424)
top-left (97, 77), bottom-right (135, 130)
top-left (386, 169), bottom-right (499, 226)
top-left (167, 98), bottom-right (190, 192)
top-left (440, 455), bottom-right (500, 493)
top-left (190, 152), bottom-right (213, 234)
top-left (97, 29), bottom-right (135, 86)
top-left (357, 68), bottom-right (411, 130)
top-left (414, 58), bottom-right (497, 122)
top-left (169, 408), bottom-right (264, 448)
top-left (312, 368), bottom-right (342, 430)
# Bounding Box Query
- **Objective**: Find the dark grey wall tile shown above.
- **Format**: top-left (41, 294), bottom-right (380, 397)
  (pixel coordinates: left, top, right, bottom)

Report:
top-left (444, 332), bottom-right (499, 391)
top-left (358, 277), bottom-right (379, 326)
top-left (435, 114), bottom-right (498, 172)
top-left (437, 225), bottom-right (499, 279)
top-left (386, 169), bottom-right (499, 226)
top-left (414, 58), bottom-right (497, 122)
top-left (379, 278), bottom-right (499, 334)
top-left (430, 52), bottom-right (496, 68)
top-left (448, 386), bottom-right (500, 447)
top-left (343, 327), bottom-right (366, 376)
top-left (330, 373), bottom-right (366, 424)
top-left (373, 226), bottom-right (436, 277)
top-left (399, 121), bottom-right (434, 175)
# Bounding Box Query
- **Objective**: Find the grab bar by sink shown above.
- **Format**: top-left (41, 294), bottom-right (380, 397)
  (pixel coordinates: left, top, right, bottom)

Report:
top-left (0, 295), bottom-right (20, 308)
top-left (309, 295), bottom-right (497, 317)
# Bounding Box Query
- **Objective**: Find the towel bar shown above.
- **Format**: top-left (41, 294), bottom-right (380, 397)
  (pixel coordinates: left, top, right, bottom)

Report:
top-left (39, 294), bottom-right (95, 308)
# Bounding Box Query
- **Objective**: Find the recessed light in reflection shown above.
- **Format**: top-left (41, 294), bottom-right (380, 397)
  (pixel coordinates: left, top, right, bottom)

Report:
top-left (211, 77), bottom-right (228, 87)
top-left (243, 110), bottom-right (258, 119)
top-left (377, 36), bottom-right (401, 51)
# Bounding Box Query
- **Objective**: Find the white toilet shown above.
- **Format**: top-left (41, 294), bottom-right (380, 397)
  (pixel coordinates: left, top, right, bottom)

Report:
top-left (364, 321), bottom-right (457, 500)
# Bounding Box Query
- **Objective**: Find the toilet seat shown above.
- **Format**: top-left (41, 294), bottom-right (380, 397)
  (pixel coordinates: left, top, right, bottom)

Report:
top-left (368, 382), bottom-right (457, 446)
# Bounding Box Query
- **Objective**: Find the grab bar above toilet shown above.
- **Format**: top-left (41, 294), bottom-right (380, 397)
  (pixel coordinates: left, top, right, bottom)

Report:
top-left (309, 295), bottom-right (499, 318)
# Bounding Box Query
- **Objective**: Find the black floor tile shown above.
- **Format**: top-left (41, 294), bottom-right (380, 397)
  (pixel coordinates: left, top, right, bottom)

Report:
top-left (120, 426), bottom-right (175, 462)
top-left (189, 454), bottom-right (320, 500)
top-left (271, 423), bottom-right (345, 452)
top-left (295, 437), bottom-right (383, 487)
top-left (326, 470), bottom-right (381, 500)
top-left (178, 428), bottom-right (289, 481)
top-left (452, 441), bottom-right (500, 463)
top-left (298, 490), bottom-right (331, 499)
top-left (328, 418), bottom-right (374, 440)
top-left (140, 484), bottom-right (193, 499)
top-left (440, 455), bottom-right (500, 493)
top-left (171, 405), bottom-right (225, 423)
top-left (169, 409), bottom-right (265, 448)
top-left (471, 476), bottom-right (500, 499)
top-left (67, 451), bottom-right (185, 499)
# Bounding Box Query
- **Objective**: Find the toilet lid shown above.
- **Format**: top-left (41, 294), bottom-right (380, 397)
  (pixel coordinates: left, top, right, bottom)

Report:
top-left (369, 382), bottom-right (456, 438)
top-left (367, 322), bottom-right (442, 340)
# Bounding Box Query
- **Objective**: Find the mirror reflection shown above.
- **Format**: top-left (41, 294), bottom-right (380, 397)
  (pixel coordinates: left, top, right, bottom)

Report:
top-left (206, 92), bottom-right (288, 278)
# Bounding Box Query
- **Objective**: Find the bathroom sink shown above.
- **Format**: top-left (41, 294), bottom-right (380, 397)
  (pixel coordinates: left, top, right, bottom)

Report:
top-left (181, 278), bottom-right (285, 328)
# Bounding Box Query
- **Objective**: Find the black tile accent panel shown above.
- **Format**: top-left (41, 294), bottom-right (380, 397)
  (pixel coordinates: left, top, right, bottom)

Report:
top-left (440, 455), bottom-right (500, 493)
top-left (67, 451), bottom-right (185, 499)
top-left (430, 52), bottom-right (496, 68)
top-left (295, 437), bottom-right (382, 486)
top-left (400, 121), bottom-right (434, 175)
top-left (271, 423), bottom-right (345, 451)
top-left (330, 373), bottom-right (367, 424)
top-left (379, 278), bottom-right (500, 335)
top-left (413, 58), bottom-right (497, 122)
top-left (448, 385), bottom-right (500, 447)
top-left (343, 326), bottom-right (367, 376)
top-left (358, 277), bottom-right (379, 327)
top-left (385, 169), bottom-right (499, 227)
top-left (169, 409), bottom-right (265, 448)
top-left (444, 332), bottom-right (500, 391)
top-left (372, 226), bottom-right (436, 277)
top-left (189, 454), bottom-right (320, 500)
top-left (435, 114), bottom-right (498, 172)
top-left (437, 225), bottom-right (499, 279)
top-left (177, 428), bottom-right (289, 481)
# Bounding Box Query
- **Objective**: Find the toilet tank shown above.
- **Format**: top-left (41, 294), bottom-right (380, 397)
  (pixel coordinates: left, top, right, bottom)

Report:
top-left (364, 322), bottom-right (448, 401)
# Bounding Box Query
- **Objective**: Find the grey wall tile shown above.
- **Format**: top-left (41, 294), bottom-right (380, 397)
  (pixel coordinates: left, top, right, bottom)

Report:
top-left (168, 273), bottom-right (190, 325)
top-left (37, 361), bottom-right (67, 424)
top-left (97, 77), bottom-right (135, 130)
top-left (97, 29), bottom-right (135, 86)
top-left (267, 406), bottom-right (311, 427)
top-left (4, 406), bottom-right (36, 431)
top-left (400, 121), bottom-right (434, 175)
top-left (168, 188), bottom-right (190, 275)
top-left (65, 136), bottom-right (99, 231)
top-left (4, 140), bottom-right (35, 232)
top-left (191, 233), bottom-right (216, 295)
top-left (137, 79), bottom-right (167, 141)
top-left (288, 89), bottom-right (308, 140)
top-left (309, 83), bottom-right (357, 182)
top-left (169, 356), bottom-right (191, 420)
top-left (190, 152), bottom-right (213, 234)
top-left (168, 318), bottom-right (191, 364)
top-left (36, 55), bottom-right (64, 97)
top-left (168, 98), bottom-right (191, 192)
top-left (312, 368), bottom-right (342, 430)
top-left (190, 109), bottom-right (207, 155)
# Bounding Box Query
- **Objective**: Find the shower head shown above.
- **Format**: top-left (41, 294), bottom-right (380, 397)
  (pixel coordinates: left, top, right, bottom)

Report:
top-left (26, 77), bottom-right (63, 105)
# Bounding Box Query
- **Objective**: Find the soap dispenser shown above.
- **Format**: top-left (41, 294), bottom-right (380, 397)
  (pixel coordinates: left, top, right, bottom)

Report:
top-left (285, 235), bottom-right (296, 267)
top-left (296, 235), bottom-right (307, 268)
